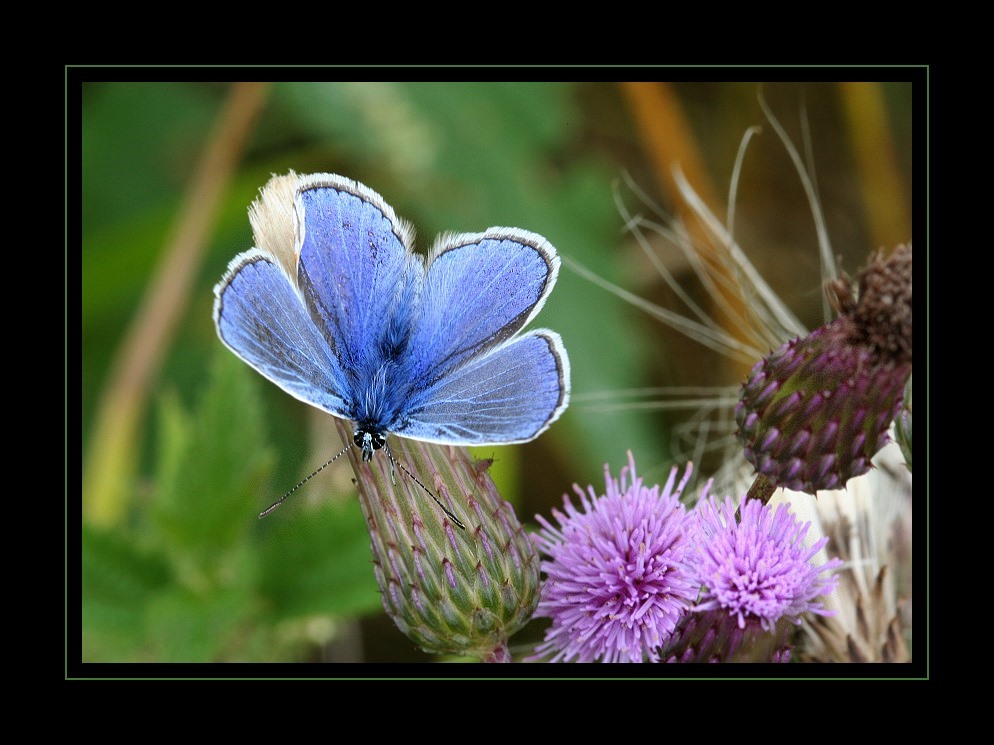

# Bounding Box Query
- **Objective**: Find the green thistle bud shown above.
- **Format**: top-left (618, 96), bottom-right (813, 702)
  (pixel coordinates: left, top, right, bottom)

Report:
top-left (735, 244), bottom-right (912, 494)
top-left (334, 420), bottom-right (540, 661)
top-left (895, 376), bottom-right (912, 472)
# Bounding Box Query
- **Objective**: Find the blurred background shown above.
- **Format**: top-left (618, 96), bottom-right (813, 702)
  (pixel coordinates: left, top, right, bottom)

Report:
top-left (79, 79), bottom-right (914, 663)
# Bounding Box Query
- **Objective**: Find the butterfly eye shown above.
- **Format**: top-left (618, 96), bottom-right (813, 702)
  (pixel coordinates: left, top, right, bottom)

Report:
top-left (353, 429), bottom-right (387, 462)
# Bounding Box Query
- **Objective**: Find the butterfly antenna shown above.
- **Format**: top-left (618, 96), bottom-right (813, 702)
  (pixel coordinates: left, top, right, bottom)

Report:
top-left (384, 445), bottom-right (467, 530)
top-left (258, 445), bottom-right (351, 518)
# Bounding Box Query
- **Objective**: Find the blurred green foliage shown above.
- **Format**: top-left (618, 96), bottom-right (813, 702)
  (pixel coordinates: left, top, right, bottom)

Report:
top-left (79, 79), bottom-right (914, 664)
top-left (82, 350), bottom-right (378, 661)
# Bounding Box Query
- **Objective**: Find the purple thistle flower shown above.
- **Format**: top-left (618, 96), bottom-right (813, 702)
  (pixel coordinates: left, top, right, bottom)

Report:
top-left (530, 453), bottom-right (699, 663)
top-left (693, 495), bottom-right (842, 632)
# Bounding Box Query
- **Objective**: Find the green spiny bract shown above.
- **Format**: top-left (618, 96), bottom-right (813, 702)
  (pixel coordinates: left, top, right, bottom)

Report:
top-left (339, 420), bottom-right (540, 661)
top-left (895, 376), bottom-right (912, 472)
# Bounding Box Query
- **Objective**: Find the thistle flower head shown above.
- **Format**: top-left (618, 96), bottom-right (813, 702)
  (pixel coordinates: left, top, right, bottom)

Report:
top-left (338, 419), bottom-right (541, 661)
top-left (530, 454), bottom-right (698, 663)
top-left (693, 495), bottom-right (842, 632)
top-left (735, 244), bottom-right (913, 494)
top-left (583, 112), bottom-right (913, 662)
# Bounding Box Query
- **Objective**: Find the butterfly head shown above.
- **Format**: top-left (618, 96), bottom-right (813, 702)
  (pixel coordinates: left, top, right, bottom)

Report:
top-left (354, 428), bottom-right (387, 463)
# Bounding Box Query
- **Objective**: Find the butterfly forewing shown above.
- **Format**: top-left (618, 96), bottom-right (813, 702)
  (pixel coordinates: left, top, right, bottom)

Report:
top-left (213, 251), bottom-right (351, 418)
top-left (296, 176), bottom-right (419, 383)
top-left (407, 231), bottom-right (559, 386)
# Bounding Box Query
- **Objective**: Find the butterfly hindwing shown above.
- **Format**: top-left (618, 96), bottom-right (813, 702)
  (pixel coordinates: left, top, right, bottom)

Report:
top-left (394, 328), bottom-right (569, 445)
top-left (389, 230), bottom-right (569, 444)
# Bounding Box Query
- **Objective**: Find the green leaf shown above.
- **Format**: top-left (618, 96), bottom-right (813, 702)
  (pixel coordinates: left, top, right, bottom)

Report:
top-left (144, 574), bottom-right (258, 662)
top-left (151, 349), bottom-right (274, 564)
top-left (259, 499), bottom-right (381, 619)
top-left (81, 524), bottom-right (170, 659)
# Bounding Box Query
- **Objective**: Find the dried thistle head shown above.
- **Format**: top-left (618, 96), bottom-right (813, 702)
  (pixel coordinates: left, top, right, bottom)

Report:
top-left (773, 441), bottom-right (912, 662)
top-left (849, 244), bottom-right (913, 364)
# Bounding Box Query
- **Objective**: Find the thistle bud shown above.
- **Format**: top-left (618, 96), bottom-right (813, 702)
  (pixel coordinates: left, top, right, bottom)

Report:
top-left (735, 244), bottom-right (912, 494)
top-left (335, 419), bottom-right (540, 661)
top-left (661, 610), bottom-right (795, 663)
top-left (894, 376), bottom-right (912, 472)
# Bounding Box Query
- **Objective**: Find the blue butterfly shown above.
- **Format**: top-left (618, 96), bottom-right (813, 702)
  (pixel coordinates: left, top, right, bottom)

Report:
top-left (213, 173), bottom-right (571, 511)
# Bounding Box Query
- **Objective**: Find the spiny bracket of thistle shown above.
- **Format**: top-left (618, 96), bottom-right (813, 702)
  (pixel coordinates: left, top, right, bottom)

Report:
top-left (736, 244), bottom-right (912, 501)
top-left (334, 419), bottom-right (541, 661)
